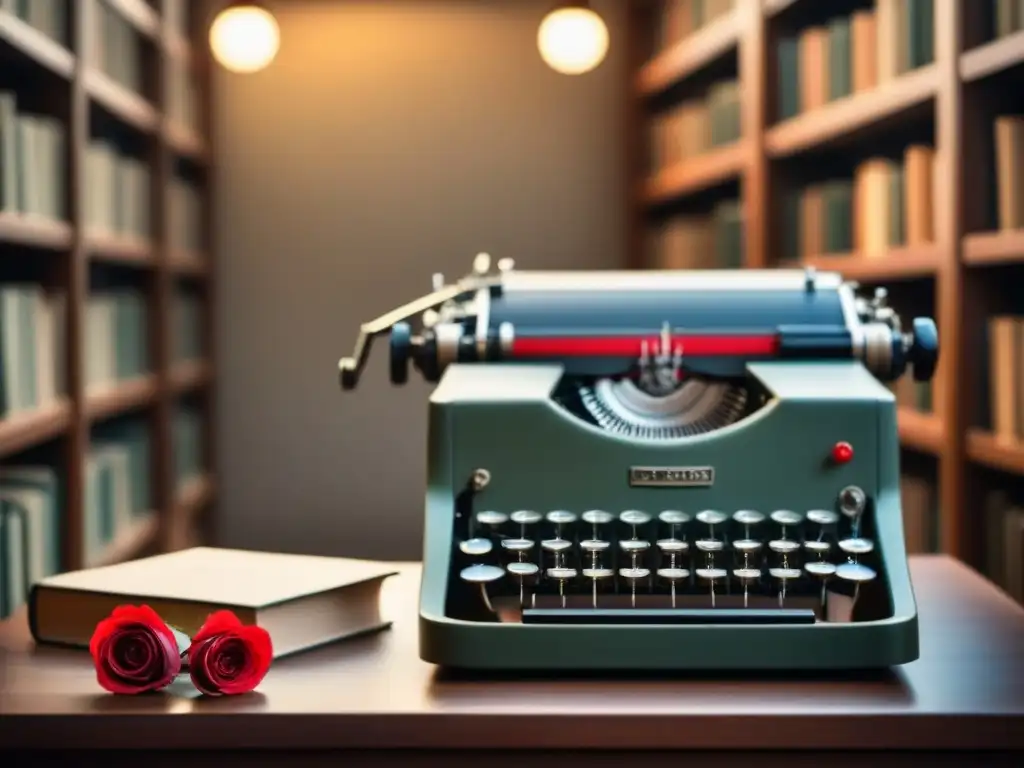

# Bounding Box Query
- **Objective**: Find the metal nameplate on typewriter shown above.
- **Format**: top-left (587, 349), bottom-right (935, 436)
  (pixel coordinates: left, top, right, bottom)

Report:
top-left (337, 256), bottom-right (942, 670)
top-left (628, 466), bottom-right (715, 487)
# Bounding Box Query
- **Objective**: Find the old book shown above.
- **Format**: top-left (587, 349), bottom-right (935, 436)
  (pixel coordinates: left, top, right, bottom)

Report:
top-left (29, 547), bottom-right (398, 658)
top-left (887, 159), bottom-right (905, 247)
top-left (988, 316), bottom-right (1020, 442)
top-left (827, 16), bottom-right (853, 101)
top-left (858, 159), bottom-right (895, 257)
top-left (994, 0), bottom-right (1019, 38)
top-left (800, 26), bottom-right (828, 112)
top-left (904, 145), bottom-right (935, 244)
top-left (800, 184), bottom-right (824, 257)
top-left (906, 0), bottom-right (934, 69)
top-left (822, 180), bottom-right (854, 253)
top-left (777, 35), bottom-right (801, 120)
top-left (876, 0), bottom-right (899, 81)
top-left (994, 116), bottom-right (1024, 230)
top-left (851, 10), bottom-right (878, 92)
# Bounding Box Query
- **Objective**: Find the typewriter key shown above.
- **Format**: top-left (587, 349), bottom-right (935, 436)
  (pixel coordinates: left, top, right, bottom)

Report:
top-left (501, 538), bottom-right (535, 559)
top-left (770, 510), bottom-right (802, 539)
top-left (510, 510), bottom-right (542, 536)
top-left (804, 560), bottom-right (837, 610)
top-left (838, 537), bottom-right (874, 556)
top-left (541, 538), bottom-right (573, 567)
top-left (547, 567), bottom-right (578, 607)
top-left (768, 539), bottom-right (800, 555)
top-left (803, 540), bottom-right (831, 558)
top-left (656, 538), bottom-right (689, 556)
top-left (836, 562), bottom-right (877, 614)
top-left (806, 509), bottom-right (840, 527)
top-left (618, 567), bottom-right (651, 607)
top-left (581, 539), bottom-right (610, 553)
top-left (657, 567), bottom-right (690, 608)
top-left (695, 538), bottom-right (723, 552)
top-left (732, 538), bottom-right (762, 569)
top-left (733, 510), bottom-right (765, 539)
top-left (696, 510), bottom-right (727, 539)
top-left (769, 567), bottom-right (802, 608)
top-left (507, 562), bottom-right (539, 607)
top-left (696, 567), bottom-right (728, 608)
top-left (547, 510), bottom-right (577, 527)
top-left (460, 564), bottom-right (505, 613)
top-left (658, 510), bottom-right (690, 525)
top-left (460, 538), bottom-right (494, 557)
top-left (476, 510), bottom-right (508, 529)
top-left (582, 567), bottom-right (614, 608)
top-left (733, 567), bottom-right (761, 608)
top-left (620, 539), bottom-right (650, 553)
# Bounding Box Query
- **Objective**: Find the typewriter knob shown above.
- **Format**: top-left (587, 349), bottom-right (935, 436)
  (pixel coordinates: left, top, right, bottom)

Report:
top-left (908, 317), bottom-right (939, 382)
top-left (389, 322), bottom-right (413, 385)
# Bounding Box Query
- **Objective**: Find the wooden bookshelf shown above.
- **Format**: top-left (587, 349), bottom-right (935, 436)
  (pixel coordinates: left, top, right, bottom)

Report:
top-left (0, 0), bottom-right (217, 593)
top-left (626, 0), bottom-right (1024, 577)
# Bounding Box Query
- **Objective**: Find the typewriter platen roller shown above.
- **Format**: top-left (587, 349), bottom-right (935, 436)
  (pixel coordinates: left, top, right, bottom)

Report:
top-left (338, 255), bottom-right (938, 671)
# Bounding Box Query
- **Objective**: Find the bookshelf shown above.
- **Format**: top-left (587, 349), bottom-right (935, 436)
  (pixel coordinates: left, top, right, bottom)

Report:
top-left (0, 0), bottom-right (216, 616)
top-left (627, 0), bottom-right (1024, 599)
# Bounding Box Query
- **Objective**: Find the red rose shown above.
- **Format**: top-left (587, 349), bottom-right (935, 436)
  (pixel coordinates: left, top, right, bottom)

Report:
top-left (187, 610), bottom-right (272, 696)
top-left (89, 605), bottom-right (182, 694)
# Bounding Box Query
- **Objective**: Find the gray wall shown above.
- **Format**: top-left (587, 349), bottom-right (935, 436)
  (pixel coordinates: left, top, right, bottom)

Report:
top-left (212, 0), bottom-right (629, 560)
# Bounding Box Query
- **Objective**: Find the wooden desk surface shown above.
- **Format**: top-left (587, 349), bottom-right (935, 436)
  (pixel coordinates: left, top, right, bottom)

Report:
top-left (1, 555), bottom-right (1023, 753)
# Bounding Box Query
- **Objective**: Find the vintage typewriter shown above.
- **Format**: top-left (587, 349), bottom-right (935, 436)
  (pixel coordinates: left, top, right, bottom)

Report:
top-left (337, 255), bottom-right (939, 670)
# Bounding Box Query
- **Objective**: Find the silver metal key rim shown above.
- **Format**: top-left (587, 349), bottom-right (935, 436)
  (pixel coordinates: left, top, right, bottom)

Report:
top-left (657, 538), bottom-right (689, 552)
top-left (696, 509), bottom-right (727, 525)
top-left (770, 510), bottom-right (802, 526)
top-left (619, 567), bottom-right (651, 580)
top-left (507, 562), bottom-right (539, 576)
top-left (657, 567), bottom-right (690, 580)
top-left (476, 511), bottom-right (508, 525)
top-left (769, 539), bottom-right (801, 554)
top-left (733, 538), bottom-right (763, 552)
top-left (836, 562), bottom-right (876, 582)
top-left (510, 510), bottom-right (542, 525)
top-left (546, 510), bottom-right (577, 525)
top-left (769, 567), bottom-right (802, 580)
top-left (501, 538), bottom-right (535, 552)
top-left (805, 561), bottom-right (837, 577)
top-left (620, 510), bottom-right (652, 525)
top-left (541, 538), bottom-right (573, 552)
top-left (695, 538), bottom-right (724, 552)
top-left (658, 510), bottom-right (690, 524)
top-left (696, 567), bottom-right (728, 580)
top-left (580, 539), bottom-right (610, 552)
top-left (803, 540), bottom-right (831, 554)
top-left (547, 567), bottom-right (578, 579)
top-left (733, 567), bottom-right (761, 580)
top-left (581, 509), bottom-right (614, 525)
top-left (806, 509), bottom-right (840, 526)
top-left (620, 539), bottom-right (650, 552)
top-left (460, 564), bottom-right (505, 583)
top-left (459, 538), bottom-right (493, 556)
top-left (582, 568), bottom-right (614, 579)
top-left (733, 510), bottom-right (765, 525)
top-left (838, 537), bottom-right (874, 555)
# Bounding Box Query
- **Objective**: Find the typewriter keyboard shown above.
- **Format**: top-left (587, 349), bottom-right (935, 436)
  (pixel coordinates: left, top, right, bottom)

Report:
top-left (454, 490), bottom-right (880, 625)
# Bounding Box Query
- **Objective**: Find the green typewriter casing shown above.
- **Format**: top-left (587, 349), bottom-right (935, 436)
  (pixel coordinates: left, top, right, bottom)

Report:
top-left (418, 360), bottom-right (918, 671)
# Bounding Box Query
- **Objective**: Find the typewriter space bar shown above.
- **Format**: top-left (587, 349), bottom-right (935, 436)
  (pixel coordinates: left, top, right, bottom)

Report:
top-left (521, 608), bottom-right (816, 625)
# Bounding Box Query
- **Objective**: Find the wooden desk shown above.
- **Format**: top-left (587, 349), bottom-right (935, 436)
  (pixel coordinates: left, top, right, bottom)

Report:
top-left (1, 555), bottom-right (1023, 766)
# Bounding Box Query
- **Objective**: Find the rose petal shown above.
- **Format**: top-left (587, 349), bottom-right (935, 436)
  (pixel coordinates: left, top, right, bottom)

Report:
top-left (94, 623), bottom-right (182, 694)
top-left (191, 610), bottom-right (245, 646)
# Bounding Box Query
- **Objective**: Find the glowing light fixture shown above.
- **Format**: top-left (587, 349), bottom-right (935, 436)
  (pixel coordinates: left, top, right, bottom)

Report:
top-left (209, 2), bottom-right (280, 73)
top-left (537, 1), bottom-right (609, 75)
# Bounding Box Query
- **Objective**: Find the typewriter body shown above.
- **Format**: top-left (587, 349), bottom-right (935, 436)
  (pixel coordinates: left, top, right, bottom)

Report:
top-left (338, 255), bottom-right (939, 671)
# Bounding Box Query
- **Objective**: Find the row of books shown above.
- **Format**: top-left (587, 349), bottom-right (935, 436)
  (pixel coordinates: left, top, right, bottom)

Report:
top-left (987, 315), bottom-right (1024, 445)
top-left (0, 285), bottom-right (65, 420)
top-left (0, 0), bottom-right (66, 44)
top-left (995, 115), bottom-right (1024, 232)
top-left (899, 474), bottom-right (938, 554)
top-left (85, 289), bottom-right (149, 395)
top-left (174, 288), bottom-right (204, 362)
top-left (645, 199), bottom-right (744, 270)
top-left (984, 489), bottom-right (1024, 606)
top-left (0, 91), bottom-right (67, 223)
top-left (0, 465), bottom-right (61, 619)
top-left (777, 0), bottom-right (934, 122)
top-left (649, 79), bottom-right (741, 174)
top-left (84, 140), bottom-right (151, 242)
top-left (84, 419), bottom-right (154, 568)
top-left (89, 0), bottom-right (146, 96)
top-left (651, 0), bottom-right (735, 54)
top-left (781, 144), bottom-right (935, 261)
top-left (169, 177), bottom-right (205, 253)
top-left (173, 404), bottom-right (204, 492)
top-left (994, 0), bottom-right (1024, 37)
